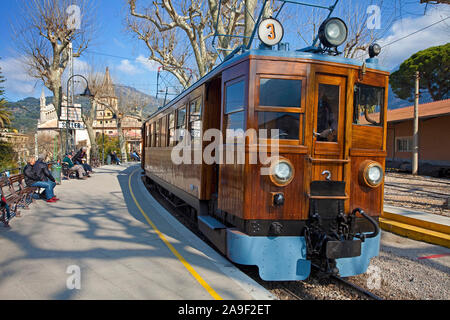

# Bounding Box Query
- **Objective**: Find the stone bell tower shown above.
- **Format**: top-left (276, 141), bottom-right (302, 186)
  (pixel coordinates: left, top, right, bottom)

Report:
top-left (39, 88), bottom-right (46, 124)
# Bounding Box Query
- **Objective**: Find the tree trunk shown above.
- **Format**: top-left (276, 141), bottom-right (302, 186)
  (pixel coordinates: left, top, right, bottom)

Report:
top-left (117, 117), bottom-right (127, 163)
top-left (244, 0), bottom-right (257, 47)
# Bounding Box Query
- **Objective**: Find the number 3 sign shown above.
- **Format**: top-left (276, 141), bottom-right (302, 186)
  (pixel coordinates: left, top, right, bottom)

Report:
top-left (258, 18), bottom-right (284, 47)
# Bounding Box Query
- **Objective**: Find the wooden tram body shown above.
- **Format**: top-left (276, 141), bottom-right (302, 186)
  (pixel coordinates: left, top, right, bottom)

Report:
top-left (142, 48), bottom-right (389, 280)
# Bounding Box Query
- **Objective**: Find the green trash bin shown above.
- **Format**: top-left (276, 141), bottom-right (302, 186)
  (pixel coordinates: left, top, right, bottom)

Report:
top-left (107, 154), bottom-right (111, 165)
top-left (51, 163), bottom-right (62, 185)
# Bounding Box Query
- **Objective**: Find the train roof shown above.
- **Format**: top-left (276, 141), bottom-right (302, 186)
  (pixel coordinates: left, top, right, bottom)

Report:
top-left (146, 48), bottom-right (389, 122)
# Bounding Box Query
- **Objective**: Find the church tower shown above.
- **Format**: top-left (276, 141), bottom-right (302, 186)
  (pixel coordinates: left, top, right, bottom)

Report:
top-left (39, 88), bottom-right (46, 124)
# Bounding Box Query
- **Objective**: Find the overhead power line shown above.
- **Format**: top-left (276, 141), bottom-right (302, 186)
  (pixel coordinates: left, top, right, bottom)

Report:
top-left (355, 15), bottom-right (450, 60)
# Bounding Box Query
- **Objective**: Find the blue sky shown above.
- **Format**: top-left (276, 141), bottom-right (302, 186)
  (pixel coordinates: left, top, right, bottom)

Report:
top-left (0, 0), bottom-right (449, 102)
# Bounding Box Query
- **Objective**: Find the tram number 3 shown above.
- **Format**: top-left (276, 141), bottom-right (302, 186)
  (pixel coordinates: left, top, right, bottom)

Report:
top-left (258, 18), bottom-right (283, 46)
top-left (266, 23), bottom-right (275, 40)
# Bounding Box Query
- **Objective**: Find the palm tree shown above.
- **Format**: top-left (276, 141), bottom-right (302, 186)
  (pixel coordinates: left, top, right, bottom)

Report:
top-left (0, 103), bottom-right (11, 127)
top-left (0, 60), bottom-right (11, 127)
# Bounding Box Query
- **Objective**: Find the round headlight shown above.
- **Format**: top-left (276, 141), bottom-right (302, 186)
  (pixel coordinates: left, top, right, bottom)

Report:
top-left (360, 161), bottom-right (383, 188)
top-left (369, 43), bottom-right (381, 58)
top-left (270, 158), bottom-right (294, 186)
top-left (318, 18), bottom-right (348, 48)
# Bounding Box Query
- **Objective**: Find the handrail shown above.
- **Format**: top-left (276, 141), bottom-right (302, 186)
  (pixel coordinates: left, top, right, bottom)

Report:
top-left (307, 193), bottom-right (349, 200)
top-left (307, 156), bottom-right (350, 163)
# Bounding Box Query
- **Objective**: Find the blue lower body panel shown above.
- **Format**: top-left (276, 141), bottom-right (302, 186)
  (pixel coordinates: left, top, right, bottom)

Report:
top-left (226, 229), bottom-right (380, 281)
top-left (336, 233), bottom-right (380, 277)
top-left (227, 229), bottom-right (311, 281)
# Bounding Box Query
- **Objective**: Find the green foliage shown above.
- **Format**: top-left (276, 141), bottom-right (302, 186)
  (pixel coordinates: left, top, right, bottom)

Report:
top-left (0, 59), bottom-right (11, 128)
top-left (95, 134), bottom-right (120, 163)
top-left (0, 141), bottom-right (18, 171)
top-left (390, 43), bottom-right (450, 102)
top-left (5, 97), bottom-right (41, 132)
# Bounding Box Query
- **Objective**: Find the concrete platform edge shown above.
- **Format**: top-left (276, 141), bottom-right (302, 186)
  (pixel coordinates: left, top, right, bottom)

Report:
top-left (135, 169), bottom-right (276, 300)
top-left (381, 206), bottom-right (450, 248)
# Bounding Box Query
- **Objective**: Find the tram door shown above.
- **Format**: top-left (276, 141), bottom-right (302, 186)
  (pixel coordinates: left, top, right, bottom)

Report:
top-left (311, 74), bottom-right (347, 182)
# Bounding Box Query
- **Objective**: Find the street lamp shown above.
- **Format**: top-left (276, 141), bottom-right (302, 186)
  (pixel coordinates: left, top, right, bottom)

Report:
top-left (65, 74), bottom-right (92, 155)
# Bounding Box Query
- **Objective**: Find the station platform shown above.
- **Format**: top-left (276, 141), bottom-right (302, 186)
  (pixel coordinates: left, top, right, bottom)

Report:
top-left (381, 205), bottom-right (450, 248)
top-left (0, 164), bottom-right (275, 300)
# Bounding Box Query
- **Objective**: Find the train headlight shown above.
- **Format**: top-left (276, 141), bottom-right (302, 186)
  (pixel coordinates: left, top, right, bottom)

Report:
top-left (318, 18), bottom-right (348, 48)
top-left (359, 161), bottom-right (383, 188)
top-left (369, 43), bottom-right (381, 58)
top-left (270, 158), bottom-right (294, 187)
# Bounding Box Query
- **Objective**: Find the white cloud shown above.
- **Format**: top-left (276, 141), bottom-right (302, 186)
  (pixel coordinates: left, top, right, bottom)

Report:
top-left (136, 55), bottom-right (160, 72)
top-left (0, 56), bottom-right (38, 98)
top-left (377, 6), bottom-right (450, 70)
top-left (117, 59), bottom-right (140, 75)
top-left (116, 55), bottom-right (160, 75)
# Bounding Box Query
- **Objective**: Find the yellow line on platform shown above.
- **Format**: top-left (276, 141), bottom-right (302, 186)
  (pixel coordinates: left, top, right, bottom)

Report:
top-left (128, 168), bottom-right (223, 300)
top-left (382, 211), bottom-right (450, 235)
top-left (380, 217), bottom-right (450, 248)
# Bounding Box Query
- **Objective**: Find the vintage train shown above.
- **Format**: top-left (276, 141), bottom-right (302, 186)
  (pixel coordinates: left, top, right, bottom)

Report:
top-left (141, 12), bottom-right (388, 280)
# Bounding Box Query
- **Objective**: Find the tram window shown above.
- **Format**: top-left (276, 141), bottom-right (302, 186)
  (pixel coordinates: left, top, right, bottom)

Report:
top-left (150, 122), bottom-right (154, 147)
top-left (225, 80), bottom-right (245, 113)
top-left (176, 107), bottom-right (186, 142)
top-left (155, 120), bottom-right (160, 147)
top-left (189, 98), bottom-right (202, 144)
top-left (146, 124), bottom-right (150, 147)
top-left (353, 84), bottom-right (384, 126)
top-left (168, 112), bottom-right (175, 146)
top-left (225, 111), bottom-right (245, 131)
top-left (161, 116), bottom-right (167, 147)
top-left (259, 78), bottom-right (302, 107)
top-left (257, 112), bottom-right (300, 140)
top-left (316, 84), bottom-right (339, 142)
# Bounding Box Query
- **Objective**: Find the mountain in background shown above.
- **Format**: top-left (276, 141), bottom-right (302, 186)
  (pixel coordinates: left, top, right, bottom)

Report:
top-left (5, 97), bottom-right (42, 132)
top-left (5, 85), bottom-right (161, 133)
top-left (5, 84), bottom-right (436, 133)
top-left (113, 84), bottom-right (161, 116)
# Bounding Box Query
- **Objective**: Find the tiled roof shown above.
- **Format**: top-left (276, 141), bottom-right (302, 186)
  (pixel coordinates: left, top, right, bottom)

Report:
top-left (359, 99), bottom-right (450, 124)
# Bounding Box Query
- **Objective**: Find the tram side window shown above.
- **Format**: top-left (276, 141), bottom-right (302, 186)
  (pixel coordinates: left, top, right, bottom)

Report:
top-left (176, 107), bottom-right (186, 142)
top-left (155, 119), bottom-right (160, 147)
top-left (257, 78), bottom-right (302, 140)
top-left (258, 112), bottom-right (300, 140)
top-left (224, 80), bottom-right (246, 140)
top-left (150, 123), bottom-right (155, 147)
top-left (146, 124), bottom-right (150, 147)
top-left (161, 116), bottom-right (167, 147)
top-left (353, 84), bottom-right (384, 126)
top-left (189, 98), bottom-right (202, 144)
top-left (168, 112), bottom-right (175, 146)
top-left (259, 78), bottom-right (302, 107)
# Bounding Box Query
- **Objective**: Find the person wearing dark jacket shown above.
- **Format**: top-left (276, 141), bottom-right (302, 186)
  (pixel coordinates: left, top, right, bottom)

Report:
top-left (1, 192), bottom-right (12, 227)
top-left (73, 147), bottom-right (92, 175)
top-left (23, 157), bottom-right (58, 203)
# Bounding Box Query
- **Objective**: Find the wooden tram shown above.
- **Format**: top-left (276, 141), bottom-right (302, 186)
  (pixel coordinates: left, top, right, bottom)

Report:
top-left (141, 2), bottom-right (389, 280)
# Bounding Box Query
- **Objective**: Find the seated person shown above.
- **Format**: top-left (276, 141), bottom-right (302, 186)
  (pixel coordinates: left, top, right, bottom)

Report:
top-left (63, 153), bottom-right (88, 179)
top-left (110, 151), bottom-right (121, 165)
top-left (130, 151), bottom-right (141, 162)
top-left (23, 157), bottom-right (58, 203)
top-left (1, 192), bottom-right (12, 228)
top-left (73, 147), bottom-right (93, 174)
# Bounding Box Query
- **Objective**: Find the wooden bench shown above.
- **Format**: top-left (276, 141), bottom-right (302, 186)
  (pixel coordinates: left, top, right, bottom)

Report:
top-left (8, 174), bottom-right (37, 210)
top-left (0, 177), bottom-right (21, 224)
top-left (62, 163), bottom-right (78, 180)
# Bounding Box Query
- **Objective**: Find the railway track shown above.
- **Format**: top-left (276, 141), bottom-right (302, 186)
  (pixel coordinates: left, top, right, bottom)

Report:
top-left (143, 176), bottom-right (383, 301)
top-left (330, 275), bottom-right (383, 300)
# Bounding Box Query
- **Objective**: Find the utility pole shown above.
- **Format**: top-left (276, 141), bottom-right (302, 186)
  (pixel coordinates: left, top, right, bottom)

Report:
top-left (412, 71), bottom-right (420, 175)
top-left (34, 133), bottom-right (38, 159)
top-left (68, 42), bottom-right (74, 153)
